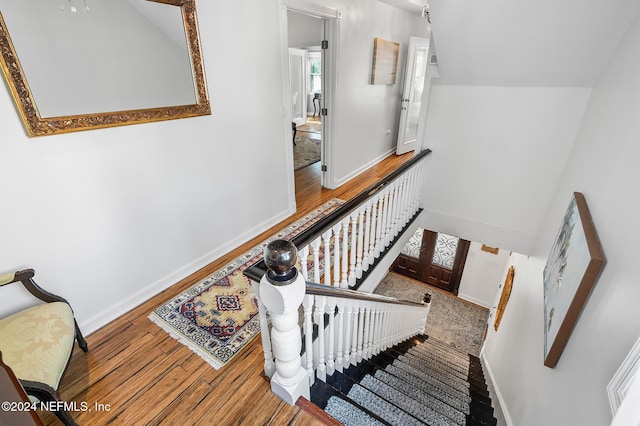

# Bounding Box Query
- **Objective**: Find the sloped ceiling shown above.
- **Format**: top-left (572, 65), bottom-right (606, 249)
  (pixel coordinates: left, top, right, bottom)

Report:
top-left (420, 0), bottom-right (640, 87)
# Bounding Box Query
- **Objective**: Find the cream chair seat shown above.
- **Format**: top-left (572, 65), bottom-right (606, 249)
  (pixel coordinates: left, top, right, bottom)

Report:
top-left (0, 269), bottom-right (88, 426)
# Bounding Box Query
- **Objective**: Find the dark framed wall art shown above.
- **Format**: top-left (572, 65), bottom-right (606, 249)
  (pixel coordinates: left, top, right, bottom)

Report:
top-left (543, 192), bottom-right (606, 368)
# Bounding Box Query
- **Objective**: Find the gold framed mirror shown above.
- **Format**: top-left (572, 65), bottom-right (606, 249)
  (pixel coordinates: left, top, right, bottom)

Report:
top-left (0, 0), bottom-right (210, 137)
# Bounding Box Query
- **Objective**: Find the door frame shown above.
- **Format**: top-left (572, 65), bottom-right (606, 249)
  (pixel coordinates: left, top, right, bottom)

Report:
top-left (279, 0), bottom-right (340, 197)
top-left (396, 36), bottom-right (430, 155)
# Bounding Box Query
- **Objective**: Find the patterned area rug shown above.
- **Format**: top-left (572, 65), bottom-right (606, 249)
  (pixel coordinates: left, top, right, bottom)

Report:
top-left (293, 135), bottom-right (321, 170)
top-left (374, 272), bottom-right (489, 356)
top-left (149, 199), bottom-right (344, 369)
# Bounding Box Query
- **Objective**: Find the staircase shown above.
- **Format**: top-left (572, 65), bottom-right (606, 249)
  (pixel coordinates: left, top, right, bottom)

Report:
top-left (310, 334), bottom-right (497, 426)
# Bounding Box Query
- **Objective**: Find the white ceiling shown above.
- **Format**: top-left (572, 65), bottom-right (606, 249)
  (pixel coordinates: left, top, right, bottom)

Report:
top-left (413, 0), bottom-right (640, 87)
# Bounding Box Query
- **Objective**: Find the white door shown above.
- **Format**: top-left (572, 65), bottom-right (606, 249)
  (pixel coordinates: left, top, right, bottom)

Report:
top-left (396, 36), bottom-right (430, 155)
top-left (289, 48), bottom-right (308, 126)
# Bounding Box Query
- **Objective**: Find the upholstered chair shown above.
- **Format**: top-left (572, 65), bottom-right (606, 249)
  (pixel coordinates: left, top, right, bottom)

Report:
top-left (0, 269), bottom-right (88, 426)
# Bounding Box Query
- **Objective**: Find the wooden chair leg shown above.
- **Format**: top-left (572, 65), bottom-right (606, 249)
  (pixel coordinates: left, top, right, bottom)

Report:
top-left (21, 381), bottom-right (78, 426)
top-left (292, 122), bottom-right (297, 145)
top-left (74, 320), bottom-right (89, 352)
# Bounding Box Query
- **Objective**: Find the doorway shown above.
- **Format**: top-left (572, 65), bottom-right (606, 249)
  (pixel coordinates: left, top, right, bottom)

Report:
top-left (392, 228), bottom-right (470, 294)
top-left (288, 40), bottom-right (323, 172)
top-left (282, 2), bottom-right (339, 190)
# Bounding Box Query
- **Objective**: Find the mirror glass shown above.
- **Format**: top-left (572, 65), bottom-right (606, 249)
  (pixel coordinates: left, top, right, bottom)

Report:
top-left (0, 0), bottom-right (210, 137)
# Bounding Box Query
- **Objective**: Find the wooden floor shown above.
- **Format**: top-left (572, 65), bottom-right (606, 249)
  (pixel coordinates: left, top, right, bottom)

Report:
top-left (41, 152), bottom-right (413, 425)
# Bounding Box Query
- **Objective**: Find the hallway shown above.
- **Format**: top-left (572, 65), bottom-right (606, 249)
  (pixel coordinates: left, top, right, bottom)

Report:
top-left (41, 153), bottom-right (414, 425)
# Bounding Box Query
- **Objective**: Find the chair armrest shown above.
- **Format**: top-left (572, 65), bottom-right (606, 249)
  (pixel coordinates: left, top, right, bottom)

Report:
top-left (10, 269), bottom-right (71, 305)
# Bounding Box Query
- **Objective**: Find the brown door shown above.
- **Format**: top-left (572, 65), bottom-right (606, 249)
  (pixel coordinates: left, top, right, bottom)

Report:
top-left (393, 229), bottom-right (470, 295)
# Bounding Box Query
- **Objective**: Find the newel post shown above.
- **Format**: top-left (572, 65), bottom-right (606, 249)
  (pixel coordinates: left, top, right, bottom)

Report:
top-left (260, 239), bottom-right (310, 405)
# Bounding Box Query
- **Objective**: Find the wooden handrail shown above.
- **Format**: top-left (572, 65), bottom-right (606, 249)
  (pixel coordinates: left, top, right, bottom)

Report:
top-left (243, 148), bottom-right (432, 283)
top-left (305, 281), bottom-right (427, 307)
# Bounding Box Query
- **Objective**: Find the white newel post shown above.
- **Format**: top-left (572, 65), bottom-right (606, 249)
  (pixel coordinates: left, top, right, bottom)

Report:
top-left (259, 240), bottom-right (310, 405)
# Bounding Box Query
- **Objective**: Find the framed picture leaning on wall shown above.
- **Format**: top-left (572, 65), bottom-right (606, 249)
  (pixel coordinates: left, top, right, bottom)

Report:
top-left (543, 192), bottom-right (606, 368)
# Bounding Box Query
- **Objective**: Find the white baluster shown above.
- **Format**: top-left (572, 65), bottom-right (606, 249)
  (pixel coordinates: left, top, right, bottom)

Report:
top-left (336, 298), bottom-right (345, 372)
top-left (374, 195), bottom-right (383, 258)
top-left (350, 302), bottom-right (359, 366)
top-left (326, 296), bottom-right (336, 375)
top-left (302, 294), bottom-right (315, 384)
top-left (363, 202), bottom-right (372, 271)
top-left (314, 295), bottom-right (327, 381)
top-left (343, 301), bottom-right (353, 367)
top-left (402, 173), bottom-right (411, 225)
top-left (312, 237), bottom-right (321, 283)
top-left (391, 182), bottom-right (400, 238)
top-left (349, 212), bottom-right (358, 286)
top-left (322, 229), bottom-right (332, 286)
top-left (386, 188), bottom-right (394, 245)
top-left (356, 303), bottom-right (365, 363)
top-left (341, 218), bottom-right (349, 288)
top-left (363, 305), bottom-right (371, 358)
top-left (370, 303), bottom-right (378, 356)
top-left (333, 223), bottom-right (341, 288)
top-left (382, 188), bottom-right (392, 247)
top-left (355, 208), bottom-right (364, 279)
top-left (300, 245), bottom-right (309, 280)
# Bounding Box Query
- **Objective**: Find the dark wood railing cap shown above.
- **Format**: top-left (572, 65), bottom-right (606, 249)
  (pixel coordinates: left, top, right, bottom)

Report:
top-left (243, 149), bottom-right (432, 284)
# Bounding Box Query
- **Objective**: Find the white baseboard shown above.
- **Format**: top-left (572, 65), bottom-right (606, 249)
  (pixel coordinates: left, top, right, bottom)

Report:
top-left (80, 205), bottom-right (296, 335)
top-left (335, 148), bottom-right (395, 188)
top-left (457, 293), bottom-right (492, 309)
top-left (481, 351), bottom-right (513, 426)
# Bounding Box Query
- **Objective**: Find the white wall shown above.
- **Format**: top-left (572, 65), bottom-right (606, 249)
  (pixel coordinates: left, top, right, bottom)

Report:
top-left (419, 85), bottom-right (591, 254)
top-left (458, 242), bottom-right (510, 308)
top-left (0, 0), bottom-right (428, 336)
top-left (0, 0), bottom-right (296, 333)
top-left (329, 0), bottom-right (429, 186)
top-left (482, 9), bottom-right (640, 425)
top-left (288, 10), bottom-right (323, 46)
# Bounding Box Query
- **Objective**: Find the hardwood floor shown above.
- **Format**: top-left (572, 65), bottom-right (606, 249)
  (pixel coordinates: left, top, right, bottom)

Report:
top-left (41, 152), bottom-right (414, 425)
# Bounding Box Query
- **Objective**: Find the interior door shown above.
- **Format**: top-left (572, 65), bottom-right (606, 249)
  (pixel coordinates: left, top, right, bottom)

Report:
top-left (396, 36), bottom-right (430, 155)
top-left (393, 229), bottom-right (470, 294)
top-left (289, 48), bottom-right (307, 126)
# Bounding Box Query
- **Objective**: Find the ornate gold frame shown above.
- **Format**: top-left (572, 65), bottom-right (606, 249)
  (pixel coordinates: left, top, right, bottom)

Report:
top-left (0, 0), bottom-right (210, 137)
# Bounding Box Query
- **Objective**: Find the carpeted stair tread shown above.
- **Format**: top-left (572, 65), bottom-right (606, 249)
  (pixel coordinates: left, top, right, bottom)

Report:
top-left (347, 384), bottom-right (425, 426)
top-left (421, 338), bottom-right (473, 363)
top-left (383, 362), bottom-right (483, 411)
top-left (398, 352), bottom-right (490, 397)
top-left (311, 335), bottom-right (498, 426)
top-left (360, 374), bottom-right (462, 426)
top-left (346, 357), bottom-right (493, 419)
top-left (327, 367), bottom-right (468, 426)
top-left (311, 375), bottom-right (390, 425)
top-left (373, 368), bottom-right (470, 417)
top-left (397, 353), bottom-right (473, 392)
top-left (324, 396), bottom-right (387, 426)
top-left (405, 348), bottom-right (473, 380)
top-left (390, 354), bottom-right (493, 407)
top-left (391, 358), bottom-right (475, 401)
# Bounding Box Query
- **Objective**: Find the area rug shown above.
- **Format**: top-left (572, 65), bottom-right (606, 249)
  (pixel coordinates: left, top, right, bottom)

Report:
top-left (293, 135), bottom-right (321, 170)
top-left (374, 272), bottom-right (489, 356)
top-left (149, 198), bottom-right (344, 369)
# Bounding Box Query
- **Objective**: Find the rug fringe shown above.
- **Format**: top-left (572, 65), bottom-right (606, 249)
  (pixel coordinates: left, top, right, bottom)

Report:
top-left (148, 312), bottom-right (223, 370)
